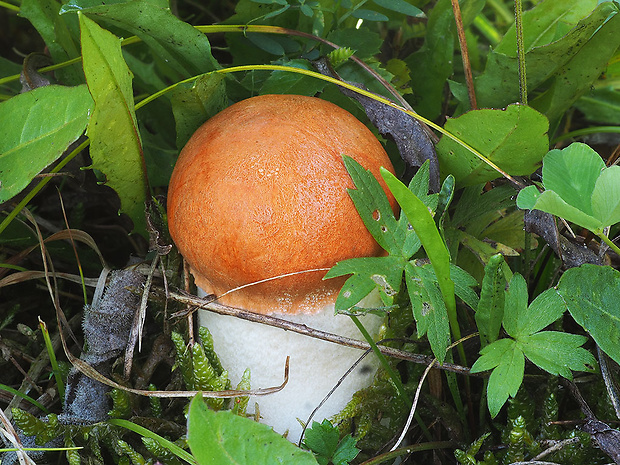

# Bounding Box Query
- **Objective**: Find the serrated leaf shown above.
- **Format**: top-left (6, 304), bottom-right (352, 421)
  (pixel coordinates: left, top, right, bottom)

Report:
top-left (80, 13), bottom-right (147, 236)
top-left (471, 339), bottom-right (524, 418)
top-left (325, 256), bottom-right (405, 313)
top-left (302, 420), bottom-right (339, 462)
top-left (516, 288), bottom-right (566, 337)
top-left (343, 156), bottom-right (402, 256)
top-left (187, 396), bottom-right (318, 465)
top-left (557, 264), bottom-right (620, 365)
top-left (476, 254), bottom-right (507, 346)
top-left (519, 331), bottom-right (595, 379)
top-left (0, 85), bottom-right (93, 202)
top-left (436, 104), bottom-right (549, 186)
top-left (486, 344), bottom-right (524, 418)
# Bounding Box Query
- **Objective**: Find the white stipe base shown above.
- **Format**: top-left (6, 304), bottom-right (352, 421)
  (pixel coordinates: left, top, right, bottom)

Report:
top-left (197, 289), bottom-right (384, 443)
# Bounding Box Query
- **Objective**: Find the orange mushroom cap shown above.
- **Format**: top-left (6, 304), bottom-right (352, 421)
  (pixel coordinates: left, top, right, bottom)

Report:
top-left (167, 94), bottom-right (397, 314)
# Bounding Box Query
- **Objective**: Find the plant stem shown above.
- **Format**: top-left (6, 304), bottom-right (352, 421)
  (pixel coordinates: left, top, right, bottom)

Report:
top-left (597, 231), bottom-right (620, 258)
top-left (451, 0), bottom-right (477, 110)
top-left (514, 0), bottom-right (528, 104)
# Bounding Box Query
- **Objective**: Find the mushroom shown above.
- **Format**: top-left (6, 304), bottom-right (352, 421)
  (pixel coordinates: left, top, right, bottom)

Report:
top-left (167, 94), bottom-right (397, 442)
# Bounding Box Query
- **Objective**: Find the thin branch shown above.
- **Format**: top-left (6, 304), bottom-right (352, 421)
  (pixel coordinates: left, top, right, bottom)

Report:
top-left (163, 289), bottom-right (478, 377)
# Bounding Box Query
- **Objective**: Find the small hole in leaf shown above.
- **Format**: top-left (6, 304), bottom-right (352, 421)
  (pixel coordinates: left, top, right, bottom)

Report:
top-left (380, 226), bottom-right (387, 233)
top-left (407, 223), bottom-right (413, 230)
top-left (372, 210), bottom-right (380, 221)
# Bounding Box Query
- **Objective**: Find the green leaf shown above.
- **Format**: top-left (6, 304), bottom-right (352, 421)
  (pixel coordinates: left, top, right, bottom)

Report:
top-left (516, 143), bottom-right (620, 233)
top-left (541, 143), bottom-right (604, 215)
top-left (187, 396), bottom-right (318, 465)
top-left (470, 339), bottom-right (524, 418)
top-left (406, 263), bottom-right (451, 363)
top-left (557, 264), bottom-right (620, 365)
top-left (0, 85), bottom-right (93, 202)
top-left (20, 0), bottom-right (82, 83)
top-left (519, 331), bottom-right (596, 379)
top-left (476, 254), bottom-right (507, 346)
top-left (325, 256), bottom-right (406, 313)
top-left (530, 5), bottom-right (620, 128)
top-left (382, 168), bottom-right (455, 323)
top-left (79, 13), bottom-right (148, 236)
top-left (516, 288), bottom-right (566, 337)
top-left (371, 0), bottom-right (423, 17)
top-left (63, 0), bottom-right (219, 76)
top-left (406, 0), bottom-right (455, 119)
top-left (591, 165), bottom-right (620, 227)
top-left (260, 59), bottom-right (327, 96)
top-left (325, 28), bottom-right (383, 59)
top-left (302, 420), bottom-right (359, 465)
top-left (472, 0), bottom-right (613, 109)
top-left (170, 73), bottom-right (227, 150)
top-left (502, 274), bottom-right (528, 339)
top-left (351, 9), bottom-right (389, 22)
top-left (436, 104), bottom-right (549, 186)
top-left (343, 156), bottom-right (403, 256)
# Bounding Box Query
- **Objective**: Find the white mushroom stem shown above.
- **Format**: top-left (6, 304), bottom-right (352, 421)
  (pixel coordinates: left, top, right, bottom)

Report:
top-left (197, 289), bottom-right (384, 443)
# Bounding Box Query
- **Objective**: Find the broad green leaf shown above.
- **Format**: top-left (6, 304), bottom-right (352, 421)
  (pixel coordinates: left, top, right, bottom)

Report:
top-left (325, 256), bottom-right (405, 313)
top-left (519, 331), bottom-right (595, 379)
top-left (591, 166), bottom-right (620, 227)
top-left (476, 254), bottom-right (507, 347)
top-left (541, 144), bottom-right (604, 214)
top-left (187, 396), bottom-right (318, 465)
top-left (406, 263), bottom-right (451, 363)
top-left (20, 0), bottom-right (82, 83)
top-left (516, 143), bottom-right (618, 233)
top-left (344, 156), bottom-right (403, 256)
top-left (530, 7), bottom-right (620, 128)
top-left (63, 0), bottom-right (219, 77)
top-left (502, 274), bottom-right (528, 339)
top-left (382, 168), bottom-right (455, 326)
top-left (557, 265), bottom-right (620, 365)
top-left (170, 73), bottom-right (227, 150)
top-left (495, 0), bottom-right (597, 55)
top-left (472, 1), bottom-right (613, 109)
top-left (436, 104), bottom-right (549, 186)
top-left (516, 187), bottom-right (602, 233)
top-left (80, 13), bottom-right (147, 236)
top-left (0, 85), bottom-right (93, 202)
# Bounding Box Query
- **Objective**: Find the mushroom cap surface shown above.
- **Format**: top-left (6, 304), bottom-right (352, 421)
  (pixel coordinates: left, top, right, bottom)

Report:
top-left (167, 94), bottom-right (397, 314)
